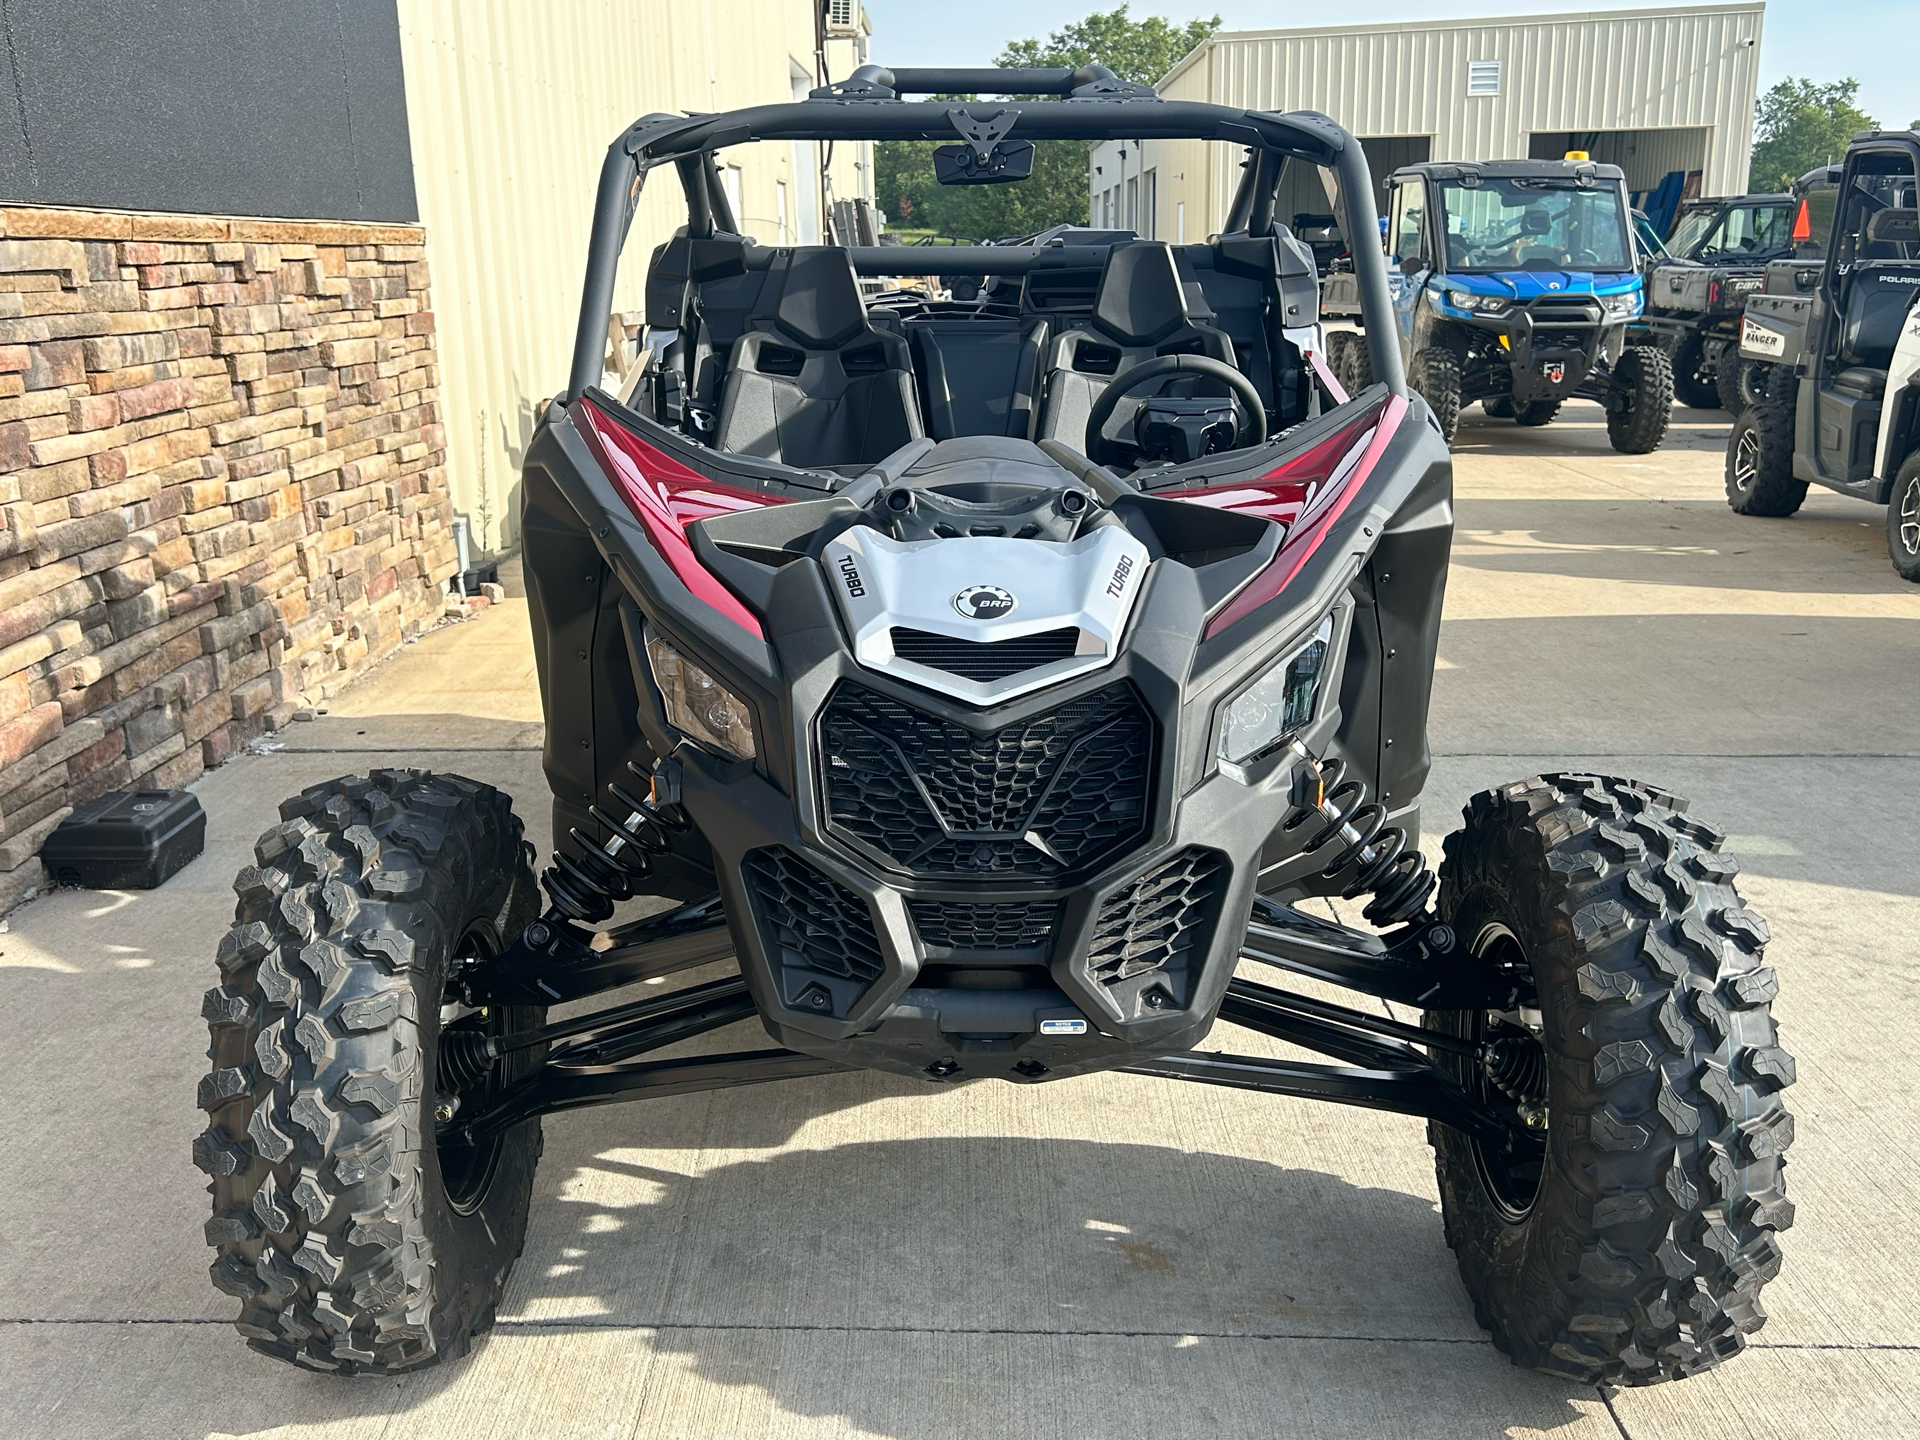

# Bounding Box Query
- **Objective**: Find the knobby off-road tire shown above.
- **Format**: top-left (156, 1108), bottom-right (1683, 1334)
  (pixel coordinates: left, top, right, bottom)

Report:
top-left (1515, 400), bottom-right (1562, 427)
top-left (1671, 333), bottom-right (1721, 410)
top-left (196, 769), bottom-right (543, 1373)
top-left (1606, 346), bottom-right (1674, 454)
top-left (1416, 346), bottom-right (1463, 443)
top-left (1888, 452), bottom-right (1920, 583)
top-left (1337, 330), bottom-right (1377, 396)
top-left (1724, 370), bottom-right (1806, 517)
top-left (1482, 396), bottom-right (1516, 418)
top-left (1714, 354), bottom-right (1748, 416)
top-left (1428, 775), bottom-right (1795, 1386)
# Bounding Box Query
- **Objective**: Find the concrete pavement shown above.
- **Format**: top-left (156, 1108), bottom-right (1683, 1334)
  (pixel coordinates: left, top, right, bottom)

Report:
top-left (2, 401), bottom-right (1916, 1438)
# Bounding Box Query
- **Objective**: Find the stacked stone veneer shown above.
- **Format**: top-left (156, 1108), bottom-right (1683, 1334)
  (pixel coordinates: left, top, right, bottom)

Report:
top-left (0, 205), bottom-right (459, 881)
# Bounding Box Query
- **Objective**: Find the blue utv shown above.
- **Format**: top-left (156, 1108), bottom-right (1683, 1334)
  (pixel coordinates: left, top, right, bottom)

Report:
top-left (1329, 157), bottom-right (1672, 451)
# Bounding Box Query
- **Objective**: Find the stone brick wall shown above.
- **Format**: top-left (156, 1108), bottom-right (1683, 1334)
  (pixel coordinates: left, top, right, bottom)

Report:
top-left (0, 205), bottom-right (459, 888)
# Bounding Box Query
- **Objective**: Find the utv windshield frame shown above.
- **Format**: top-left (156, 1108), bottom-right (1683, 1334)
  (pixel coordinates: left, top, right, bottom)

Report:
top-left (563, 64), bottom-right (1407, 404)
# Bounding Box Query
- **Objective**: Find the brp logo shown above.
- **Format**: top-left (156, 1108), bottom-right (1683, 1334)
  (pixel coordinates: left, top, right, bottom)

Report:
top-left (953, 585), bottom-right (1015, 619)
top-left (1542, 361), bottom-right (1566, 384)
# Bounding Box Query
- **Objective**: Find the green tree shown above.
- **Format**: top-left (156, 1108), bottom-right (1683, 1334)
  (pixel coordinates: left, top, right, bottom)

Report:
top-left (874, 6), bottom-right (1218, 240)
top-left (1748, 77), bottom-right (1876, 191)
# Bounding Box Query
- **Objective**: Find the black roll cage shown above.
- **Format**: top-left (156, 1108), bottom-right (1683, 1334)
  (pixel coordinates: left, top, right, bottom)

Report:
top-left (563, 65), bottom-right (1407, 404)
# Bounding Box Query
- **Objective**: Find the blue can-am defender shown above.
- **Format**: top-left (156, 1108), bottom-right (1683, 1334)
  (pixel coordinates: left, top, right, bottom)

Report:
top-left (1330, 158), bottom-right (1672, 451)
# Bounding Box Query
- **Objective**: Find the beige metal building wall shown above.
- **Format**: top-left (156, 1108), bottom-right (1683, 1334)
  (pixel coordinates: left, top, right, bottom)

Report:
top-left (1144, 5), bottom-right (1764, 240)
top-left (395, 0), bottom-right (870, 551)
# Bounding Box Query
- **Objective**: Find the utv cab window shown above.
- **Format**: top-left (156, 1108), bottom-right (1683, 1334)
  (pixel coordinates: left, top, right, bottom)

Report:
top-left (1834, 161), bottom-right (1918, 266)
top-left (1390, 183), bottom-right (1428, 270)
top-left (1436, 177), bottom-right (1632, 273)
top-left (1697, 203), bottom-right (1794, 258)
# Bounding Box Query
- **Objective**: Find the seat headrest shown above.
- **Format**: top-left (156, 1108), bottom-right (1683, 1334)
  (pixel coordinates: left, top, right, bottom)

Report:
top-left (774, 248), bottom-right (870, 348)
top-left (1091, 243), bottom-right (1193, 346)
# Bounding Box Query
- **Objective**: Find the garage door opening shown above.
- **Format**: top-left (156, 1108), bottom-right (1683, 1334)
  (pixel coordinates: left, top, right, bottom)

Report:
top-left (1529, 128), bottom-right (1710, 236)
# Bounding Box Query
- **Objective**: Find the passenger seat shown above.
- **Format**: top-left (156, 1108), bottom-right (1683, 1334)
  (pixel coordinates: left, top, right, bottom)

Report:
top-left (715, 248), bottom-right (923, 469)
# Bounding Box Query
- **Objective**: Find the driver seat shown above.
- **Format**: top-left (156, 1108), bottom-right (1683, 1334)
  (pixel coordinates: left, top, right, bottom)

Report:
top-left (1035, 242), bottom-right (1237, 449)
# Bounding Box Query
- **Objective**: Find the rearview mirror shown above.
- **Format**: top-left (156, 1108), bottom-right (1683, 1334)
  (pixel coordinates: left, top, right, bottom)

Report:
top-left (933, 141), bottom-right (1035, 186)
top-left (1865, 208), bottom-right (1919, 245)
top-left (1522, 210), bottom-right (1555, 236)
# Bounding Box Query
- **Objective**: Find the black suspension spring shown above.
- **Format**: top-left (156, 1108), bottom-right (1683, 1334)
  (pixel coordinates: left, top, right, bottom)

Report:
top-left (1282, 748), bottom-right (1437, 927)
top-left (541, 762), bottom-right (690, 925)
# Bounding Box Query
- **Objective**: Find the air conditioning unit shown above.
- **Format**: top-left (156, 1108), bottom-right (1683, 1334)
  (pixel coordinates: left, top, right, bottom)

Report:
top-left (825, 0), bottom-right (860, 37)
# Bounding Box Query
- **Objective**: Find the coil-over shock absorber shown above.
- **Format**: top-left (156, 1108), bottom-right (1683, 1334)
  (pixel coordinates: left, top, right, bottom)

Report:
top-left (1281, 738), bottom-right (1436, 926)
top-left (541, 761), bottom-right (690, 926)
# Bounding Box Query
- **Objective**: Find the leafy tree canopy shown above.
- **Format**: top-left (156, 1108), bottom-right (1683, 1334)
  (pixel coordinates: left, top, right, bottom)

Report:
top-left (1748, 77), bottom-right (1876, 192)
top-left (874, 6), bottom-right (1218, 241)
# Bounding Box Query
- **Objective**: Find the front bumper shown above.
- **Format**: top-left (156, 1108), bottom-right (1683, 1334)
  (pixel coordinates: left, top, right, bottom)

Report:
top-left (1452, 300), bottom-right (1623, 404)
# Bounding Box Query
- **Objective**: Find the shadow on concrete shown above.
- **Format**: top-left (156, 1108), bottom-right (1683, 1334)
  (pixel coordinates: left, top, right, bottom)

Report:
top-left (1450, 497), bottom-right (1902, 596)
top-left (1447, 399), bottom-right (1733, 458)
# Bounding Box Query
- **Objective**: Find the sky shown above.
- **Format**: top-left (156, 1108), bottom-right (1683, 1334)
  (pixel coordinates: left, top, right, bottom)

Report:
top-left (860, 0), bottom-right (1918, 131)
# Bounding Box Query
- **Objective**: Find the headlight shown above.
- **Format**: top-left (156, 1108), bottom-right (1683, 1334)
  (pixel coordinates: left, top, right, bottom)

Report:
top-left (1600, 290), bottom-right (1643, 318)
top-left (1218, 615), bottom-right (1334, 779)
top-left (1437, 288), bottom-right (1510, 316)
top-left (645, 633), bottom-right (756, 760)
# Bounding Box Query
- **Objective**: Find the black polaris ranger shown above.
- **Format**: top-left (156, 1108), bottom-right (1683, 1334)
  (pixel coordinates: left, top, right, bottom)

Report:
top-left (1727, 130), bottom-right (1920, 580)
top-left (194, 66), bottom-right (1794, 1387)
top-left (1632, 190), bottom-right (1795, 412)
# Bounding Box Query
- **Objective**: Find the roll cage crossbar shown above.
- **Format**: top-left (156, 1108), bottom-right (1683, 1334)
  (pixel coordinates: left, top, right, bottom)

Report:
top-left (564, 73), bottom-right (1406, 403)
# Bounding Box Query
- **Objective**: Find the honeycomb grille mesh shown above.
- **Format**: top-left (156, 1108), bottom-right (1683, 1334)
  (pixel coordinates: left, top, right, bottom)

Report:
top-left (819, 682), bottom-right (1152, 877)
top-left (908, 900), bottom-right (1058, 950)
top-left (743, 847), bottom-right (884, 983)
top-left (1087, 848), bottom-right (1228, 988)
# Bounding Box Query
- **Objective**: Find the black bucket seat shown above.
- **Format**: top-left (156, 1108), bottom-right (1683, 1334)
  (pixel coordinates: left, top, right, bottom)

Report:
top-left (1036, 242), bottom-right (1238, 448)
top-left (715, 247), bottom-right (923, 468)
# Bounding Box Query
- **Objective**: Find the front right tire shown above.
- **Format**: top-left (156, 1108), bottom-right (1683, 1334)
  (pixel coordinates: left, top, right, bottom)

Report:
top-left (197, 769), bottom-right (543, 1373)
top-left (1888, 451), bottom-right (1920, 582)
top-left (1429, 775), bottom-right (1794, 1386)
top-left (1724, 370), bottom-right (1807, 517)
top-left (1415, 345), bottom-right (1463, 443)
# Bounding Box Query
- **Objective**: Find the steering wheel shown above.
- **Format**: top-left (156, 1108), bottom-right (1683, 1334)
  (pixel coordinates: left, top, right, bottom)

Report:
top-left (1083, 354), bottom-right (1268, 468)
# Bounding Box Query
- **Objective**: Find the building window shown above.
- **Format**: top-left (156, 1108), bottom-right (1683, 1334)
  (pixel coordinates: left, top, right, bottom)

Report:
top-left (722, 164), bottom-right (743, 231)
top-left (1142, 169), bottom-right (1156, 239)
top-left (1177, 201), bottom-right (1185, 244)
top-left (775, 180), bottom-right (789, 244)
top-left (1126, 176), bottom-right (1138, 231)
top-left (1467, 60), bottom-right (1501, 96)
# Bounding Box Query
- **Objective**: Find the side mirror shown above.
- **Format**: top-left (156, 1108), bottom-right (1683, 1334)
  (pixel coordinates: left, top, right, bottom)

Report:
top-left (932, 141), bottom-right (1035, 186)
top-left (1864, 209), bottom-right (1919, 245)
top-left (1399, 255), bottom-right (1427, 276)
top-left (1522, 210), bottom-right (1555, 236)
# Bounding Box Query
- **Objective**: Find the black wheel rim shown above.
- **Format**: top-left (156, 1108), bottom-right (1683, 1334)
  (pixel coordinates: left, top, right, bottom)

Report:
top-left (1899, 479), bottom-right (1920, 559)
top-left (1464, 923), bottom-right (1549, 1220)
top-left (1731, 427), bottom-right (1760, 494)
top-left (436, 924), bottom-right (508, 1214)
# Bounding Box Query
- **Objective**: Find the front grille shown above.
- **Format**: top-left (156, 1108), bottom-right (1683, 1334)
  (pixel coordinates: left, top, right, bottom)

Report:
top-left (1087, 848), bottom-right (1228, 999)
top-left (819, 682), bottom-right (1153, 877)
top-left (743, 847), bottom-right (884, 994)
top-left (890, 626), bottom-right (1080, 682)
top-left (909, 900), bottom-right (1058, 950)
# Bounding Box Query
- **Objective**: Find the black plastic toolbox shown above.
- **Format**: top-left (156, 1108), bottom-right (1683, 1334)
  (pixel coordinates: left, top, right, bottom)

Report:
top-left (41, 790), bottom-right (207, 890)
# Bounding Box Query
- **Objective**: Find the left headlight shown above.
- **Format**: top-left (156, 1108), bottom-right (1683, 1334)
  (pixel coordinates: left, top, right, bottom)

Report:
top-left (1218, 615), bottom-right (1335, 780)
top-left (645, 632), bottom-right (756, 760)
top-left (1600, 289), bottom-right (1643, 318)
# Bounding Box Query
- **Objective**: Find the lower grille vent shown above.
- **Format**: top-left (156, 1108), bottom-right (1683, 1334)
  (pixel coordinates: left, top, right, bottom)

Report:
top-left (743, 849), bottom-right (884, 1010)
top-left (890, 626), bottom-right (1081, 682)
top-left (1087, 848), bottom-right (1228, 1000)
top-left (910, 900), bottom-right (1058, 951)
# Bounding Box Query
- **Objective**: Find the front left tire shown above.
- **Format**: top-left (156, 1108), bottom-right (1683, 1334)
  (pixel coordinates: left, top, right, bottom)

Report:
top-left (1428, 775), bottom-right (1794, 1386)
top-left (1606, 346), bottom-right (1674, 454)
top-left (1888, 451), bottom-right (1920, 583)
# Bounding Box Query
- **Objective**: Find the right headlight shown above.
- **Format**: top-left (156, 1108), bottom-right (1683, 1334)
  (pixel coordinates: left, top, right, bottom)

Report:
top-left (645, 632), bottom-right (756, 761)
top-left (1217, 615), bottom-right (1335, 780)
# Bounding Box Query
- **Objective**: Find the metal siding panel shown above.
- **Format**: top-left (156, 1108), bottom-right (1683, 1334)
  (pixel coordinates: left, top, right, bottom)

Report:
top-left (395, 0), bottom-right (822, 548)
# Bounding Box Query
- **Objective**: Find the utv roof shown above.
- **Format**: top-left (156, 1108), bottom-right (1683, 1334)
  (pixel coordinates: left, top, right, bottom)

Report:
top-left (1391, 159), bottom-right (1627, 184)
